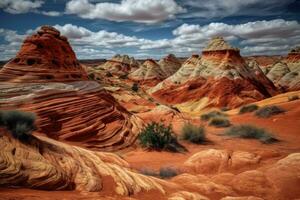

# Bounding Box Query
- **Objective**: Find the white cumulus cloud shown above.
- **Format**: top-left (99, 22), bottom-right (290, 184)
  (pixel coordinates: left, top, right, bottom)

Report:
top-left (65, 0), bottom-right (185, 23)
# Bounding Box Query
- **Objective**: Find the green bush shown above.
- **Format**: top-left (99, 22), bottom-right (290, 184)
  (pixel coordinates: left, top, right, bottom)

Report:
top-left (131, 83), bottom-right (139, 92)
top-left (239, 104), bottom-right (259, 114)
top-left (138, 122), bottom-right (186, 152)
top-left (288, 95), bottom-right (299, 101)
top-left (201, 111), bottom-right (226, 121)
top-left (224, 124), bottom-right (278, 143)
top-left (0, 110), bottom-right (36, 141)
top-left (255, 106), bottom-right (285, 118)
top-left (159, 167), bottom-right (178, 179)
top-left (181, 123), bottom-right (206, 144)
top-left (209, 117), bottom-right (231, 128)
top-left (106, 72), bottom-right (113, 77)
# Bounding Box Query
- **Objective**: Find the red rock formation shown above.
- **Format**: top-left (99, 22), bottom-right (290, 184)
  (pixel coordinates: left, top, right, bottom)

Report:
top-left (0, 26), bottom-right (141, 151)
top-left (0, 26), bottom-right (88, 83)
top-left (285, 46), bottom-right (300, 63)
top-left (150, 37), bottom-right (277, 108)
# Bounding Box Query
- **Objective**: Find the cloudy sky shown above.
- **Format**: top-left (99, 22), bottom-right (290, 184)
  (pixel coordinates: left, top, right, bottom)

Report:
top-left (0, 0), bottom-right (300, 60)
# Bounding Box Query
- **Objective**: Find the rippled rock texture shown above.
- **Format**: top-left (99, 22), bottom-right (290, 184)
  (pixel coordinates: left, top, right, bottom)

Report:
top-left (150, 37), bottom-right (277, 108)
top-left (0, 26), bottom-right (141, 151)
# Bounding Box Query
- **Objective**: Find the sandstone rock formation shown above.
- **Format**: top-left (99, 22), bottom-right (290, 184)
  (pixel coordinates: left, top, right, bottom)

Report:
top-left (0, 26), bottom-right (88, 82)
top-left (99, 54), bottom-right (140, 75)
top-left (128, 59), bottom-right (165, 86)
top-left (0, 130), bottom-right (165, 196)
top-left (0, 26), bottom-right (141, 151)
top-left (150, 37), bottom-right (277, 108)
top-left (158, 54), bottom-right (182, 77)
top-left (265, 47), bottom-right (300, 91)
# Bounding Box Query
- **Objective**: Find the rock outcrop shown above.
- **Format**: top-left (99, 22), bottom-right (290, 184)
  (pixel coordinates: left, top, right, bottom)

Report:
top-left (0, 130), bottom-right (164, 196)
top-left (128, 59), bottom-right (165, 86)
top-left (99, 54), bottom-right (140, 75)
top-left (0, 26), bottom-right (87, 82)
top-left (158, 54), bottom-right (182, 77)
top-left (0, 26), bottom-right (141, 151)
top-left (265, 47), bottom-right (300, 91)
top-left (150, 37), bottom-right (277, 108)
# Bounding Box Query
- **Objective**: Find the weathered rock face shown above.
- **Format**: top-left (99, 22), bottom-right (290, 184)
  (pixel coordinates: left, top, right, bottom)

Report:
top-left (266, 47), bottom-right (300, 91)
top-left (99, 54), bottom-right (140, 75)
top-left (128, 59), bottom-right (165, 86)
top-left (158, 54), bottom-right (182, 77)
top-left (0, 130), bottom-right (164, 195)
top-left (0, 26), bottom-right (88, 82)
top-left (150, 37), bottom-right (277, 108)
top-left (0, 26), bottom-right (141, 151)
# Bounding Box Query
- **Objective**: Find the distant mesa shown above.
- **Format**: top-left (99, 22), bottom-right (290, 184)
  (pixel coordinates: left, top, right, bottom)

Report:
top-left (0, 25), bottom-right (141, 151)
top-left (128, 54), bottom-right (182, 86)
top-left (158, 54), bottom-right (182, 77)
top-left (0, 25), bottom-right (88, 82)
top-left (99, 54), bottom-right (140, 75)
top-left (128, 58), bottom-right (165, 86)
top-left (150, 37), bottom-right (278, 108)
top-left (264, 47), bottom-right (300, 91)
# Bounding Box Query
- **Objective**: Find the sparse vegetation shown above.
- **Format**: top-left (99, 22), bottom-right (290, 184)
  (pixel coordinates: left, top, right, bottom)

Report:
top-left (140, 166), bottom-right (179, 179)
top-left (201, 111), bottom-right (227, 121)
top-left (255, 106), bottom-right (285, 118)
top-left (131, 83), bottom-right (139, 92)
top-left (0, 110), bottom-right (36, 141)
top-left (119, 74), bottom-right (128, 79)
top-left (181, 123), bottom-right (206, 144)
top-left (88, 73), bottom-right (95, 80)
top-left (239, 104), bottom-right (259, 114)
top-left (106, 72), bottom-right (113, 77)
top-left (220, 107), bottom-right (230, 112)
top-left (138, 122), bottom-right (186, 152)
top-left (159, 167), bottom-right (179, 179)
top-left (288, 95), bottom-right (299, 102)
top-left (224, 124), bottom-right (278, 143)
top-left (209, 117), bottom-right (231, 128)
top-left (140, 168), bottom-right (157, 177)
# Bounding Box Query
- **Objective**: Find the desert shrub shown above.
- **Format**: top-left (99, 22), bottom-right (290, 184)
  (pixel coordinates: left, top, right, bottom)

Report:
top-left (140, 168), bottom-right (157, 177)
top-left (159, 167), bottom-right (178, 179)
top-left (201, 111), bottom-right (226, 121)
top-left (255, 106), bottom-right (285, 118)
top-left (239, 104), bottom-right (259, 114)
top-left (288, 95), bottom-right (299, 101)
top-left (138, 122), bottom-right (186, 152)
top-left (106, 72), bottom-right (113, 77)
top-left (131, 83), bottom-right (139, 92)
top-left (88, 73), bottom-right (95, 80)
top-left (209, 117), bottom-right (231, 128)
top-left (0, 110), bottom-right (36, 141)
top-left (119, 74), bottom-right (128, 79)
top-left (181, 123), bottom-right (206, 144)
top-left (220, 107), bottom-right (230, 112)
top-left (224, 124), bottom-right (278, 143)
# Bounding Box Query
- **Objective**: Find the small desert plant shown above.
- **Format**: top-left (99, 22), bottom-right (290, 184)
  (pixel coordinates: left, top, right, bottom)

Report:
top-left (0, 110), bottom-right (36, 141)
top-left (140, 168), bottom-right (157, 177)
top-left (88, 73), bottom-right (95, 80)
top-left (106, 72), bottom-right (113, 77)
top-left (138, 122), bottom-right (186, 152)
top-left (131, 83), bottom-right (139, 92)
top-left (220, 107), bottom-right (230, 112)
top-left (224, 124), bottom-right (278, 143)
top-left (119, 74), bottom-right (128, 79)
top-left (288, 95), bottom-right (299, 101)
top-left (159, 167), bottom-right (179, 179)
top-left (209, 117), bottom-right (231, 128)
top-left (181, 123), bottom-right (206, 144)
top-left (239, 104), bottom-right (259, 114)
top-left (255, 106), bottom-right (285, 118)
top-left (201, 111), bottom-right (226, 121)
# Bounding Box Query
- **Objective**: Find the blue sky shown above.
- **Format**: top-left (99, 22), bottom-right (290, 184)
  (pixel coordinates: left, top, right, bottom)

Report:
top-left (0, 0), bottom-right (300, 60)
